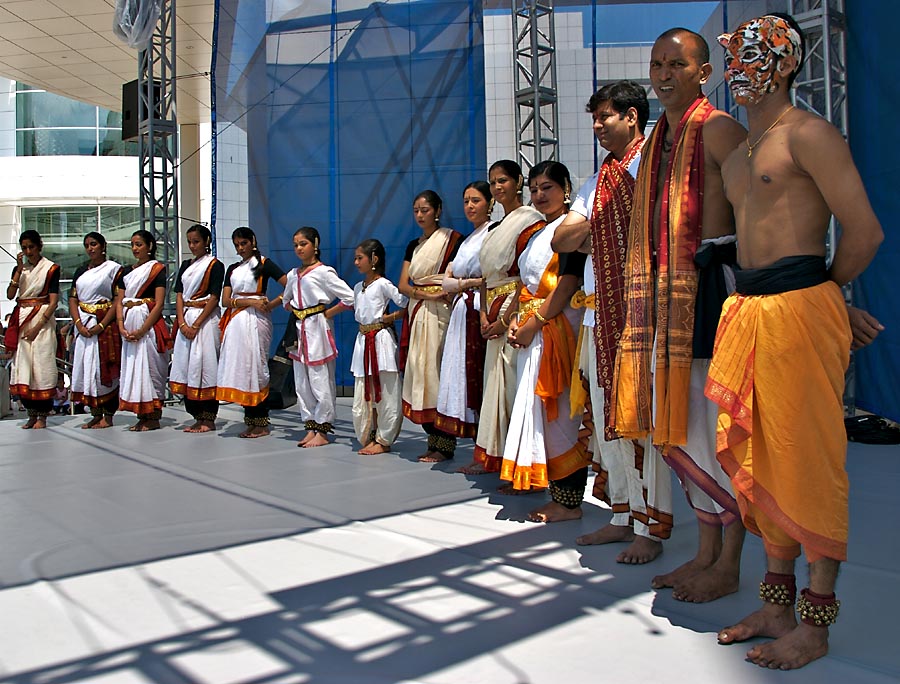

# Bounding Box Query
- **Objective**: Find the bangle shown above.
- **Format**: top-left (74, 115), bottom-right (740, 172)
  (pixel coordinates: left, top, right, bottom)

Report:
top-left (192, 323), bottom-right (199, 330)
top-left (10, 280), bottom-right (18, 287)
top-left (499, 311), bottom-right (511, 327)
top-left (533, 310), bottom-right (548, 326)
top-left (98, 322), bottom-right (105, 331)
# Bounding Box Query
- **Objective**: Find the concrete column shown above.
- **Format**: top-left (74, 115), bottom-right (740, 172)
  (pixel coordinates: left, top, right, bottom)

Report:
top-left (179, 123), bottom-right (202, 259)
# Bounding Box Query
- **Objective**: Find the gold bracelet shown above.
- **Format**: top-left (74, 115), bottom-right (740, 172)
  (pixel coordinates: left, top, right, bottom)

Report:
top-left (10, 280), bottom-right (18, 287)
top-left (533, 310), bottom-right (548, 326)
top-left (98, 322), bottom-right (105, 331)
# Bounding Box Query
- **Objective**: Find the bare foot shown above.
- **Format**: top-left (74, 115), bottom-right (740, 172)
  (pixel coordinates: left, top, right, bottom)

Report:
top-left (528, 501), bottom-right (583, 523)
top-left (141, 419), bottom-right (160, 431)
top-left (195, 420), bottom-right (216, 432)
top-left (298, 430), bottom-right (316, 446)
top-left (239, 426), bottom-right (270, 438)
top-left (617, 536), bottom-right (664, 564)
top-left (303, 432), bottom-right (330, 448)
top-left (747, 623), bottom-right (829, 670)
top-left (418, 451), bottom-right (451, 463)
top-left (718, 602), bottom-right (797, 645)
top-left (651, 557), bottom-right (711, 589)
top-left (81, 416), bottom-right (103, 429)
top-left (21, 416), bottom-right (37, 429)
top-left (357, 440), bottom-right (376, 454)
top-left (90, 416), bottom-right (113, 429)
top-left (576, 523), bottom-right (635, 546)
top-left (183, 421), bottom-right (202, 433)
top-left (456, 460), bottom-right (488, 474)
top-left (673, 563), bottom-right (739, 602)
top-left (360, 442), bottom-right (389, 454)
top-left (128, 420), bottom-right (145, 432)
top-left (32, 417), bottom-right (47, 429)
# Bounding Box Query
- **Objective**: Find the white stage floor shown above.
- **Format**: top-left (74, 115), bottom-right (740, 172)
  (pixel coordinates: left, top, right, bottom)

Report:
top-left (0, 399), bottom-right (896, 684)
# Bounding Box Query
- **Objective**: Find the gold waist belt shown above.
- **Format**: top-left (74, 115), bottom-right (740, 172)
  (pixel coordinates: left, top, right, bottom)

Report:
top-left (292, 304), bottom-right (326, 320)
top-left (518, 297), bottom-right (546, 319)
top-left (184, 298), bottom-right (210, 308)
top-left (123, 298), bottom-right (154, 309)
top-left (359, 321), bottom-right (387, 334)
top-left (414, 284), bottom-right (443, 295)
top-left (79, 300), bottom-right (112, 314)
top-left (486, 281), bottom-right (517, 307)
top-left (570, 291), bottom-right (595, 310)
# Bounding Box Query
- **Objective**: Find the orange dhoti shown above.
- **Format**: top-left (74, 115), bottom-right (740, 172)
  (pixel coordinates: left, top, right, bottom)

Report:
top-left (705, 279), bottom-right (851, 562)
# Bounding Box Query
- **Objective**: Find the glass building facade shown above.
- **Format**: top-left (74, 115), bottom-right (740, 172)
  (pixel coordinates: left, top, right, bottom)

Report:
top-left (15, 84), bottom-right (138, 158)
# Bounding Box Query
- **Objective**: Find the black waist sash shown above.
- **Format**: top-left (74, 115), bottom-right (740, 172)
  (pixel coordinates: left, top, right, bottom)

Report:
top-left (734, 255), bottom-right (828, 296)
top-left (693, 240), bottom-right (738, 359)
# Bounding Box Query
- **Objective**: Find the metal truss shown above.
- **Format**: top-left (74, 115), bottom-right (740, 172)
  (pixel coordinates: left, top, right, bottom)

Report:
top-left (512, 0), bottom-right (559, 171)
top-left (138, 0), bottom-right (179, 312)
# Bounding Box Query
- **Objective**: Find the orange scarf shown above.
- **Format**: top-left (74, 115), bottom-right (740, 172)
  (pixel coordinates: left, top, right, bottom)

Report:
top-left (518, 253), bottom-right (576, 423)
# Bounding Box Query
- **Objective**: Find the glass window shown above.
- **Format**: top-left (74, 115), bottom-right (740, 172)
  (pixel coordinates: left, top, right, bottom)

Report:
top-left (15, 83), bottom-right (138, 158)
top-left (20, 206), bottom-right (142, 283)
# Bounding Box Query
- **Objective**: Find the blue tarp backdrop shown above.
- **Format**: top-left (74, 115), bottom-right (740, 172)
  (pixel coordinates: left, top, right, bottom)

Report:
top-left (213, 0), bottom-right (486, 387)
top-left (847, 1), bottom-right (899, 422)
top-left (212, 0), bottom-right (897, 421)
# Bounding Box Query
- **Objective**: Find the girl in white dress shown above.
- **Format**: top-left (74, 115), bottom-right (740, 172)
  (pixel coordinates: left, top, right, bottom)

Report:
top-left (350, 239), bottom-right (408, 454)
top-left (282, 226), bottom-right (355, 448)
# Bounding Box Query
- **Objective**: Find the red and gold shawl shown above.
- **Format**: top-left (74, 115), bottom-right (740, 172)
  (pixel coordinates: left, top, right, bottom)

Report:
top-left (612, 96), bottom-right (713, 446)
top-left (591, 138), bottom-right (645, 440)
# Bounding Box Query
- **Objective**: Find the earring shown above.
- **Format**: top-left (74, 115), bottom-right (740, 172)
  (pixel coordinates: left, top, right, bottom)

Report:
top-left (517, 177), bottom-right (524, 192)
top-left (488, 198), bottom-right (496, 214)
top-left (564, 183), bottom-right (571, 204)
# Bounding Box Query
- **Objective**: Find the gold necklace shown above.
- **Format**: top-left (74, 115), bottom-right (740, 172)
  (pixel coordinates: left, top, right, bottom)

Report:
top-left (747, 105), bottom-right (794, 158)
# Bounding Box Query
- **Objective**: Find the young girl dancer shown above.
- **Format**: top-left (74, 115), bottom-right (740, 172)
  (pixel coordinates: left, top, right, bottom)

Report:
top-left (6, 230), bottom-right (60, 429)
top-left (115, 230), bottom-right (169, 431)
top-left (282, 226), bottom-right (354, 448)
top-left (170, 224), bottom-right (225, 432)
top-left (350, 239), bottom-right (408, 454)
top-left (216, 227), bottom-right (287, 438)
top-left (69, 232), bottom-right (122, 428)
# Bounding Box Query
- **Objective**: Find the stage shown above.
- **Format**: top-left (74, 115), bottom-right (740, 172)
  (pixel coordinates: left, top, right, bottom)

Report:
top-left (0, 399), bottom-right (896, 683)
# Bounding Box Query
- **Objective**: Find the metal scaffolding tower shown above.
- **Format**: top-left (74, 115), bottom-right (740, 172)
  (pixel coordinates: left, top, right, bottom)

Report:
top-left (138, 0), bottom-right (178, 310)
top-left (512, 0), bottom-right (559, 171)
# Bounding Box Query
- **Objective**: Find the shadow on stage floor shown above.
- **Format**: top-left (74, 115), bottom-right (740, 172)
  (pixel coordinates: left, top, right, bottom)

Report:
top-left (0, 400), bottom-right (896, 683)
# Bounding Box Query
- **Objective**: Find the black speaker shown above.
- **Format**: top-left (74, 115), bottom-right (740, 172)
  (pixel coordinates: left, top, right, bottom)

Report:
top-left (266, 317), bottom-right (298, 410)
top-left (121, 79), bottom-right (162, 141)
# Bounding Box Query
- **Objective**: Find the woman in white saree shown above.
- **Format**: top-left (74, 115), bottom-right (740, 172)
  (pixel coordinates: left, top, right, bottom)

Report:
top-left (462, 160), bottom-right (545, 474)
top-left (170, 224), bottom-right (225, 433)
top-left (398, 190), bottom-right (463, 462)
top-left (5, 230), bottom-right (60, 429)
top-left (216, 227), bottom-right (287, 438)
top-left (434, 181), bottom-right (490, 444)
top-left (68, 231), bottom-right (122, 428)
top-left (501, 161), bottom-right (591, 522)
top-left (115, 230), bottom-right (169, 431)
